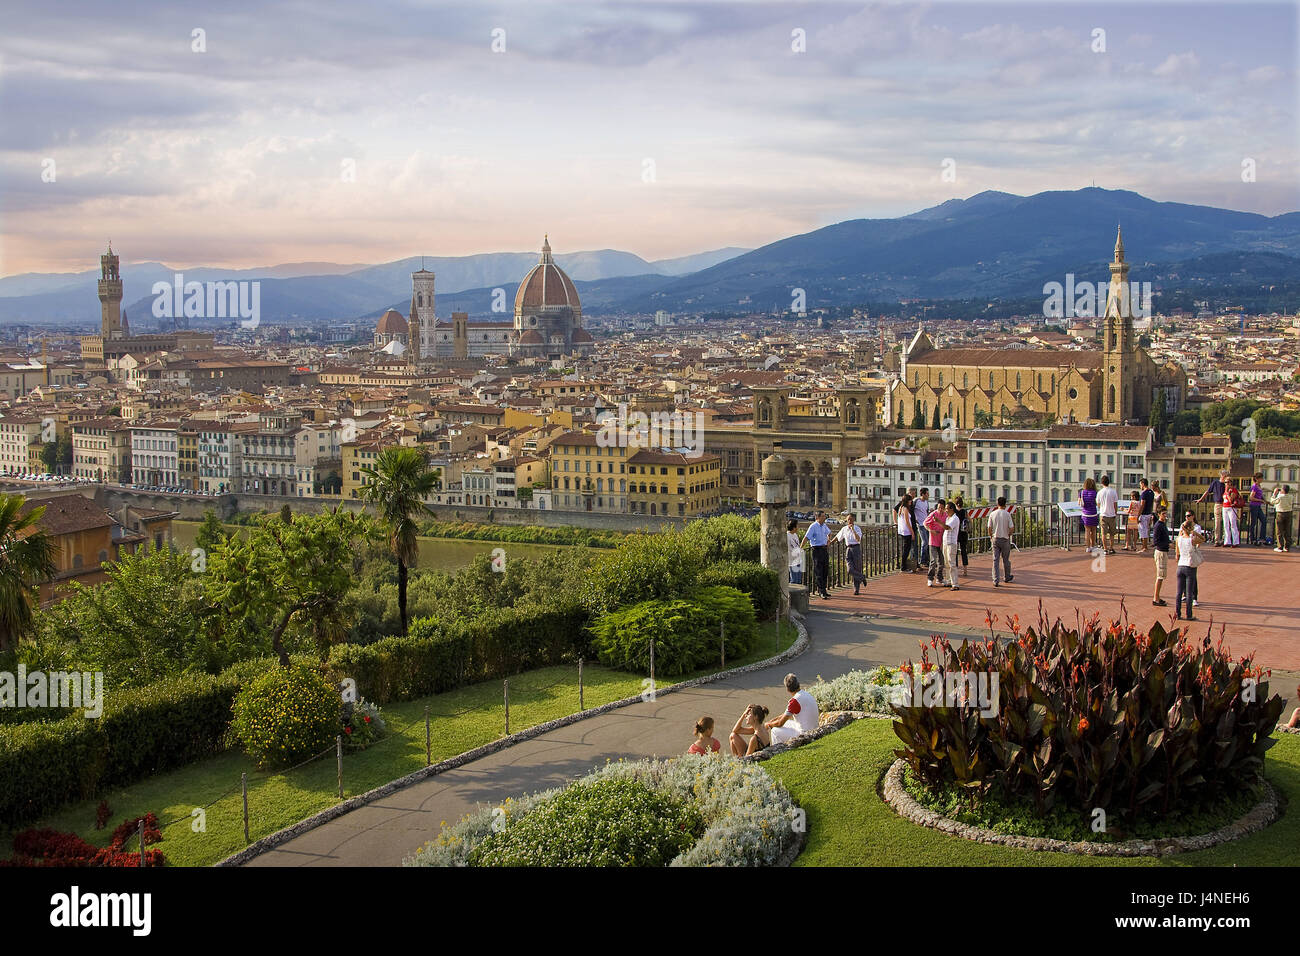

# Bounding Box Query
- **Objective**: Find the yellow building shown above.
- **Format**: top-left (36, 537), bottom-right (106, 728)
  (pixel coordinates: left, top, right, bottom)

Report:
top-left (0, 415), bottom-right (45, 475)
top-left (1173, 433), bottom-right (1232, 505)
top-left (627, 450), bottom-right (722, 517)
top-left (178, 425), bottom-right (199, 490)
top-left (72, 417), bottom-right (133, 483)
top-left (342, 438), bottom-right (383, 500)
top-left (548, 430), bottom-right (632, 512)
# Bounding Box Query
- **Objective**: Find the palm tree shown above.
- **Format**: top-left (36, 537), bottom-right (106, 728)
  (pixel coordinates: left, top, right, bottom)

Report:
top-left (0, 494), bottom-right (58, 653)
top-left (360, 447), bottom-right (439, 634)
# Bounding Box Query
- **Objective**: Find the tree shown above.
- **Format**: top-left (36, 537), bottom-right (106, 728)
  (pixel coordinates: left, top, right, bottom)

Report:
top-left (194, 510), bottom-right (226, 554)
top-left (1149, 396), bottom-right (1167, 444)
top-left (0, 494), bottom-right (57, 653)
top-left (910, 401), bottom-right (925, 429)
top-left (39, 442), bottom-right (58, 474)
top-left (204, 509), bottom-right (376, 666)
top-left (931, 405), bottom-right (941, 430)
top-left (361, 447), bottom-right (439, 635)
top-left (973, 407), bottom-right (994, 429)
top-left (1167, 410), bottom-right (1202, 440)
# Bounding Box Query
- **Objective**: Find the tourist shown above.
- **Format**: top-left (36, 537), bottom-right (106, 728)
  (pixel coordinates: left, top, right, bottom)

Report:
top-left (1184, 511), bottom-right (1202, 609)
top-left (1097, 474), bottom-right (1119, 555)
top-left (913, 488), bottom-right (933, 567)
top-left (989, 496), bottom-right (1014, 587)
top-left (1195, 470), bottom-right (1228, 546)
top-left (1175, 516), bottom-right (1205, 621)
top-left (941, 500), bottom-right (961, 590)
top-left (895, 493), bottom-right (917, 571)
top-left (786, 519), bottom-right (805, 584)
top-left (1249, 472), bottom-right (1267, 545)
top-left (1153, 480), bottom-right (1169, 516)
top-left (800, 511), bottom-right (831, 599)
top-left (766, 674), bottom-right (820, 745)
top-left (1138, 478), bottom-right (1156, 552)
top-left (1287, 686), bottom-right (1299, 730)
top-left (1152, 506), bottom-right (1171, 606)
top-left (1222, 479), bottom-right (1243, 548)
top-left (836, 512), bottom-right (865, 595)
top-left (1272, 484), bottom-right (1293, 553)
top-left (688, 716), bottom-right (721, 755)
top-left (954, 494), bottom-right (970, 568)
top-left (1078, 477), bottom-right (1100, 553)
top-left (922, 499), bottom-right (948, 588)
top-left (1124, 490), bottom-right (1141, 552)
top-left (729, 704), bottom-right (771, 756)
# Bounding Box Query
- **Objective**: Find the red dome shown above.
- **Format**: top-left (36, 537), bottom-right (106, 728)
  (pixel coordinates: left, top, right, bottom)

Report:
top-left (571, 328), bottom-right (593, 343)
top-left (514, 237), bottom-right (581, 314)
top-left (376, 309), bottom-right (408, 334)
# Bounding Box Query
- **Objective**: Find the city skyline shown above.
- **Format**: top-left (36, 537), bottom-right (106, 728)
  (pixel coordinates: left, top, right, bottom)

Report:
top-left (1, 1), bottom-right (1297, 276)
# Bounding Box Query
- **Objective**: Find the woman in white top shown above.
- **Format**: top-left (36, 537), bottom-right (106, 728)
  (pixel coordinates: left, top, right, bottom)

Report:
top-left (786, 519), bottom-right (805, 584)
top-left (1175, 517), bottom-right (1204, 621)
top-left (835, 513), bottom-right (865, 594)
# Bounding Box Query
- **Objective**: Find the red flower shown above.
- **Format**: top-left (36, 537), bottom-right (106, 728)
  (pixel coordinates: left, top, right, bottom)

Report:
top-left (344, 726), bottom-right (353, 734)
top-left (363, 715), bottom-right (371, 723)
top-left (1078, 717), bottom-right (1090, 732)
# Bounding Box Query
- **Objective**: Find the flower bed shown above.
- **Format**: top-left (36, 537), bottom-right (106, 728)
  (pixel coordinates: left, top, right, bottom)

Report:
top-left (808, 666), bottom-right (903, 715)
top-left (405, 756), bottom-right (801, 867)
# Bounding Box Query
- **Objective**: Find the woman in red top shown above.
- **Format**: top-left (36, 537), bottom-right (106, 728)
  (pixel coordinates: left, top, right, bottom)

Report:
top-left (687, 716), bottom-right (721, 755)
top-left (1222, 481), bottom-right (1243, 547)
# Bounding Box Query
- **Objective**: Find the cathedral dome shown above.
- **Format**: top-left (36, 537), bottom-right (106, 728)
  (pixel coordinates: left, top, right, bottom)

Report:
top-left (376, 309), bottom-right (408, 335)
top-left (571, 328), bottom-right (593, 343)
top-left (514, 236), bottom-right (581, 314)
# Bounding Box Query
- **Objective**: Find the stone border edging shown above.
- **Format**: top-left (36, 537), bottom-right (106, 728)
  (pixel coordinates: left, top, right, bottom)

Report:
top-left (881, 758), bottom-right (1281, 856)
top-left (217, 613), bottom-right (812, 866)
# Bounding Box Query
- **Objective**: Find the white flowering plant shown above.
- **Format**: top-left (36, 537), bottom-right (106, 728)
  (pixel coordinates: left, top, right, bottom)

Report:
top-left (404, 755), bottom-right (801, 867)
top-left (809, 666), bottom-right (904, 714)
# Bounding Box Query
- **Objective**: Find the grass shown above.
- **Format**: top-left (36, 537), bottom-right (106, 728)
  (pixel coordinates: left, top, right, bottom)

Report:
top-left (762, 718), bottom-right (1300, 867)
top-left (5, 619), bottom-right (796, 868)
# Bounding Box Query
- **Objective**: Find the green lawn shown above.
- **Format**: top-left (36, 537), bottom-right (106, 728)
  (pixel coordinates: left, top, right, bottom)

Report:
top-left (7, 619), bottom-right (796, 867)
top-left (763, 718), bottom-right (1300, 867)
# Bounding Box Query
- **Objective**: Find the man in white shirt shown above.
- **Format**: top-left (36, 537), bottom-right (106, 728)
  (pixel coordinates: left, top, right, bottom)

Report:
top-left (767, 673), bottom-right (820, 745)
top-left (1096, 475), bottom-right (1119, 555)
top-left (834, 513), bottom-right (865, 594)
top-left (941, 501), bottom-right (961, 589)
top-left (988, 496), bottom-right (1015, 587)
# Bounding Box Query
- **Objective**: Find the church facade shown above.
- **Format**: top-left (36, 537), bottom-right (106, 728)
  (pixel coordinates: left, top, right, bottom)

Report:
top-left (890, 229), bottom-right (1184, 429)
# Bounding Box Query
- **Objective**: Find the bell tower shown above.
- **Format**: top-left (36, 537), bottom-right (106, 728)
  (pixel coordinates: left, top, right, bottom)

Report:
top-left (411, 264), bottom-right (436, 363)
top-left (99, 241), bottom-right (124, 340)
top-left (1102, 226), bottom-right (1137, 422)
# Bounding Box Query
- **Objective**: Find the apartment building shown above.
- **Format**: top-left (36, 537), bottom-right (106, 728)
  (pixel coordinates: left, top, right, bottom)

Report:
top-left (241, 409), bottom-right (302, 496)
top-left (1173, 434), bottom-right (1233, 504)
top-left (197, 422), bottom-right (242, 494)
top-left (967, 429), bottom-right (1049, 506)
top-left (1254, 438), bottom-right (1300, 486)
top-left (846, 444), bottom-right (950, 524)
top-left (130, 422), bottom-right (181, 486)
top-left (1044, 424), bottom-right (1153, 505)
top-left (0, 414), bottom-right (45, 475)
top-left (626, 449), bottom-right (721, 517)
top-left (72, 417), bottom-right (132, 483)
top-left (548, 430), bottom-right (631, 513)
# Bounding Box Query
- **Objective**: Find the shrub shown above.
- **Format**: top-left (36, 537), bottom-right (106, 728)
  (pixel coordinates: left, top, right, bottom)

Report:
top-left (682, 514), bottom-right (761, 563)
top-left (467, 778), bottom-right (705, 867)
top-left (810, 667), bottom-right (904, 714)
top-left (341, 698), bottom-right (385, 751)
top-left (892, 613), bottom-right (1285, 825)
top-left (580, 532), bottom-right (703, 615)
top-left (589, 586), bottom-right (756, 675)
top-left (696, 561), bottom-right (781, 620)
top-left (231, 662), bottom-right (342, 770)
top-left (2, 813), bottom-right (165, 867)
top-left (408, 756), bottom-right (800, 868)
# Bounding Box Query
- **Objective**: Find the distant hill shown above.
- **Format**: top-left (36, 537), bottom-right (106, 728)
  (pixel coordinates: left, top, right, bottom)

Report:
top-left (3, 188), bottom-right (1297, 326)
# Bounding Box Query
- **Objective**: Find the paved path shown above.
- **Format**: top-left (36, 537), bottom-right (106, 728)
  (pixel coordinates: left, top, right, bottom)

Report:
top-left (246, 607), bottom-right (973, 867)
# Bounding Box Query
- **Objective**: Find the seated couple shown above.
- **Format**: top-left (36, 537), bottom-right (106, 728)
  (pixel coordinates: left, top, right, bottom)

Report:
top-left (688, 674), bottom-right (821, 756)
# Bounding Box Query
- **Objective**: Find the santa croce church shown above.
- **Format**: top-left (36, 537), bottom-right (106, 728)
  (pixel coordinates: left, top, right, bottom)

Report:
top-left (891, 229), bottom-right (1186, 428)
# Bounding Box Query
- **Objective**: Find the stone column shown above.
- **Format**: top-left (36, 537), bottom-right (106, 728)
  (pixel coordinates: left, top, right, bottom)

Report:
top-left (758, 446), bottom-right (792, 620)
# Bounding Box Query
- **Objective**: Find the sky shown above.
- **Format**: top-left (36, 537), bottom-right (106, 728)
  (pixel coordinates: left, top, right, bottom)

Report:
top-left (1, 0), bottom-right (1296, 276)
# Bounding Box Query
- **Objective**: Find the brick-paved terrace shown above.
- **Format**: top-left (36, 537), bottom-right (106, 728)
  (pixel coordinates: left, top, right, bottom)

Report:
top-left (825, 543), bottom-right (1300, 674)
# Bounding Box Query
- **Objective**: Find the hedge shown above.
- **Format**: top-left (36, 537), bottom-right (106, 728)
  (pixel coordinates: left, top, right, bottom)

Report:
top-left (0, 666), bottom-right (260, 828)
top-left (326, 601), bottom-right (591, 706)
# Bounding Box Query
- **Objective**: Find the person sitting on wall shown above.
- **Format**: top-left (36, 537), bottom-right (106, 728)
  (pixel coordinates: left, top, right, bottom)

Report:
top-left (766, 673), bottom-right (820, 745)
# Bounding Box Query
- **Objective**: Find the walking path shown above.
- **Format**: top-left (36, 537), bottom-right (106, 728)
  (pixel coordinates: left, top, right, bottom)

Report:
top-left (245, 542), bottom-right (1298, 867)
top-left (246, 607), bottom-right (968, 867)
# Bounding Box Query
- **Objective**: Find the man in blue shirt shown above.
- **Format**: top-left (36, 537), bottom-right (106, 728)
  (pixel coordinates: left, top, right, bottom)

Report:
top-left (801, 511), bottom-right (831, 599)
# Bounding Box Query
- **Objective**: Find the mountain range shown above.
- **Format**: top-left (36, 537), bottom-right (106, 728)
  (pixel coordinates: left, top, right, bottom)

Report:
top-left (3, 187), bottom-right (1298, 327)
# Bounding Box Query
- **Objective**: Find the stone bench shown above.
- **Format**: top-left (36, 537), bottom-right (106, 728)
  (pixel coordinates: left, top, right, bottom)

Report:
top-left (788, 584), bottom-right (809, 614)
